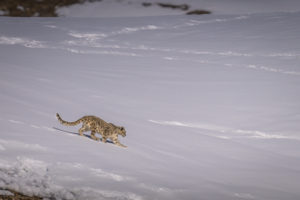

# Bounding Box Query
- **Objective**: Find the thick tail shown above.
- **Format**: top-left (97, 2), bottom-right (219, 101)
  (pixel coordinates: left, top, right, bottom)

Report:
top-left (56, 113), bottom-right (82, 126)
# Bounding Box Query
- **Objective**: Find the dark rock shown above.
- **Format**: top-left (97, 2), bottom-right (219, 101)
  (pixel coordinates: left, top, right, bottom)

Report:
top-left (186, 9), bottom-right (212, 15)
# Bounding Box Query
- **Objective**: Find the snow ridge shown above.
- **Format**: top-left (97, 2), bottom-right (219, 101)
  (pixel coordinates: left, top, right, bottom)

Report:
top-left (149, 120), bottom-right (295, 140)
top-left (0, 139), bottom-right (48, 152)
top-left (0, 36), bottom-right (45, 48)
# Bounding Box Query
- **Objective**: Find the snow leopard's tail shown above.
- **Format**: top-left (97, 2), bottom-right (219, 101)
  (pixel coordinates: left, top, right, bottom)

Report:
top-left (56, 113), bottom-right (83, 126)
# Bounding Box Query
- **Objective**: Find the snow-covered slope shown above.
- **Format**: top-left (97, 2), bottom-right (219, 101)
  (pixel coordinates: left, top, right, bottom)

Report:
top-left (1, 11), bottom-right (300, 200)
top-left (57, 0), bottom-right (300, 17)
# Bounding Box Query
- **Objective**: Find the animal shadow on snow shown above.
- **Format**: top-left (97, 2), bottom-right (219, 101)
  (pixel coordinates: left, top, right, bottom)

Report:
top-left (52, 127), bottom-right (114, 144)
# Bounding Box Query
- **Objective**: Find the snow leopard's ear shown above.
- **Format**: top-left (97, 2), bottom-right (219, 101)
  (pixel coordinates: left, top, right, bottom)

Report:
top-left (120, 126), bottom-right (125, 131)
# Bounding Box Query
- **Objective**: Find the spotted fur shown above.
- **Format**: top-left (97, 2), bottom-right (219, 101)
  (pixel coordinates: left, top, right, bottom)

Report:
top-left (56, 113), bottom-right (126, 148)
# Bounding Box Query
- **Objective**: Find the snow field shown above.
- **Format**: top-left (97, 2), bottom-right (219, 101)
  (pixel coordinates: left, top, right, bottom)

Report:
top-left (0, 11), bottom-right (300, 200)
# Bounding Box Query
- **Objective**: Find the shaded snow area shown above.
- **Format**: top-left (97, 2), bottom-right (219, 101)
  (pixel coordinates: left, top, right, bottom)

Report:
top-left (1, 12), bottom-right (300, 200)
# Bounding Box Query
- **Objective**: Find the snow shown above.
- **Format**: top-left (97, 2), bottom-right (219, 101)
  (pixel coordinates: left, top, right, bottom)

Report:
top-left (0, 189), bottom-right (14, 196)
top-left (1, 3), bottom-right (300, 200)
top-left (56, 0), bottom-right (300, 17)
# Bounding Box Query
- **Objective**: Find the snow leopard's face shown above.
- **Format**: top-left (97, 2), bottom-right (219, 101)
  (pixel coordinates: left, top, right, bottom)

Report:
top-left (118, 126), bottom-right (126, 137)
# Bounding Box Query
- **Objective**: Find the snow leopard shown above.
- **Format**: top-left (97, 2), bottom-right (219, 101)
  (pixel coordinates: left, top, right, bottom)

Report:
top-left (56, 113), bottom-right (127, 148)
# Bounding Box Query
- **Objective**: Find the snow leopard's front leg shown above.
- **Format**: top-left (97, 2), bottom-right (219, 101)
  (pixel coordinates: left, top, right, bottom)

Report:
top-left (101, 136), bottom-right (107, 143)
top-left (112, 137), bottom-right (127, 148)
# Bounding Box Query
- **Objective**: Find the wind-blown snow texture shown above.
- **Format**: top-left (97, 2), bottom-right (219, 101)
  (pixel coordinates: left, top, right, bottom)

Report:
top-left (1, 12), bottom-right (300, 200)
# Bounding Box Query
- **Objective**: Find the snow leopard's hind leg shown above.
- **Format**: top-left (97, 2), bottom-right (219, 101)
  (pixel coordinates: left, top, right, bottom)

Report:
top-left (91, 130), bottom-right (100, 141)
top-left (79, 124), bottom-right (89, 136)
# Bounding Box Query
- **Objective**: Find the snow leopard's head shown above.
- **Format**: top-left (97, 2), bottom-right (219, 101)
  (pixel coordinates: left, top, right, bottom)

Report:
top-left (118, 126), bottom-right (126, 137)
top-left (110, 123), bottom-right (126, 137)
